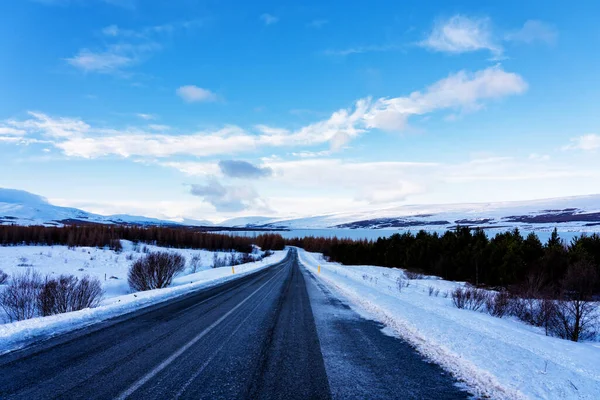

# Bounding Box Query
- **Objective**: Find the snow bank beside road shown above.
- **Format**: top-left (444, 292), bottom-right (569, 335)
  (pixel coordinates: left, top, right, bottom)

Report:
top-left (298, 248), bottom-right (600, 400)
top-left (0, 247), bottom-right (286, 354)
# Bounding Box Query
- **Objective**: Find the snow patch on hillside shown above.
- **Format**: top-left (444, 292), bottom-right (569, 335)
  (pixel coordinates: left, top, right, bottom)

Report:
top-left (221, 194), bottom-right (600, 232)
top-left (0, 188), bottom-right (191, 226)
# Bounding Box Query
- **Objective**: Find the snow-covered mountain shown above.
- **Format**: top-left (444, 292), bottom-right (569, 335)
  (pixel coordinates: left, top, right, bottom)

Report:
top-left (3, 187), bottom-right (600, 232)
top-left (220, 195), bottom-right (600, 232)
top-left (0, 188), bottom-right (211, 227)
top-left (219, 216), bottom-right (276, 227)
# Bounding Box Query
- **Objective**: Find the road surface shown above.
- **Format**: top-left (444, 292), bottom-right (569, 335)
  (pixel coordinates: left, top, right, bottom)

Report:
top-left (0, 249), bottom-right (469, 399)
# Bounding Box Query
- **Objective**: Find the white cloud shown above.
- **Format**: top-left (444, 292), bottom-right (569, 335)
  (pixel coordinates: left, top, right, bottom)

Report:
top-left (363, 66), bottom-right (527, 131)
top-left (66, 48), bottom-right (136, 73)
top-left (34, 153), bottom-right (600, 220)
top-left (9, 112), bottom-right (90, 138)
top-left (176, 86), bottom-right (219, 103)
top-left (6, 66), bottom-right (526, 159)
top-left (291, 150), bottom-right (332, 158)
top-left (147, 124), bottom-right (170, 131)
top-left (505, 20), bottom-right (557, 44)
top-left (55, 127), bottom-right (255, 158)
top-left (101, 21), bottom-right (201, 39)
top-left (160, 161), bottom-right (220, 176)
top-left (441, 156), bottom-right (590, 183)
top-left (260, 155), bottom-right (597, 211)
top-left (529, 153), bottom-right (551, 161)
top-left (0, 137), bottom-right (22, 143)
top-left (189, 180), bottom-right (269, 212)
top-left (67, 21), bottom-right (199, 75)
top-left (0, 127), bottom-right (26, 136)
top-left (419, 15), bottom-right (503, 57)
top-left (167, 158), bottom-right (437, 209)
top-left (263, 158), bottom-right (432, 208)
top-left (135, 113), bottom-right (156, 120)
top-left (102, 25), bottom-right (121, 37)
top-left (323, 44), bottom-right (403, 57)
top-left (564, 134), bottom-right (600, 151)
top-left (260, 14), bottom-right (279, 25)
top-left (0, 122), bottom-right (36, 144)
top-left (255, 97), bottom-right (370, 150)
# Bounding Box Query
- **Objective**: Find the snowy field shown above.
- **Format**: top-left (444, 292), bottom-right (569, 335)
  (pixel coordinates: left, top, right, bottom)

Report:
top-left (298, 248), bottom-right (600, 400)
top-left (0, 242), bottom-right (286, 353)
top-left (0, 241), bottom-right (264, 302)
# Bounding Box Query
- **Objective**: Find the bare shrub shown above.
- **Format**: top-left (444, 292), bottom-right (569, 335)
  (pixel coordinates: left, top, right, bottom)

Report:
top-left (228, 253), bottom-right (239, 266)
top-left (189, 254), bottom-right (202, 273)
top-left (510, 296), bottom-right (558, 335)
top-left (71, 276), bottom-right (104, 310)
top-left (396, 276), bottom-right (403, 293)
top-left (396, 276), bottom-right (409, 292)
top-left (551, 300), bottom-right (597, 342)
top-left (0, 269), bottom-right (43, 322)
top-left (485, 290), bottom-right (511, 318)
top-left (212, 253), bottom-right (225, 269)
top-left (38, 275), bottom-right (104, 316)
top-left (128, 252), bottom-right (186, 291)
top-left (38, 275), bottom-right (76, 316)
top-left (451, 288), bottom-right (467, 309)
top-left (549, 261), bottom-right (598, 342)
top-left (434, 288), bottom-right (440, 297)
top-left (451, 287), bottom-right (487, 311)
top-left (428, 286), bottom-right (435, 296)
top-left (405, 270), bottom-right (424, 280)
top-left (110, 239), bottom-right (123, 253)
top-left (0, 269), bottom-right (8, 285)
top-left (239, 252), bottom-right (254, 264)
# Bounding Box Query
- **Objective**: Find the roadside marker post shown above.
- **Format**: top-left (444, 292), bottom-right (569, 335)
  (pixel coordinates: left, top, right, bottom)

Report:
top-left (232, 266), bottom-right (235, 274)
top-left (318, 265), bottom-right (321, 274)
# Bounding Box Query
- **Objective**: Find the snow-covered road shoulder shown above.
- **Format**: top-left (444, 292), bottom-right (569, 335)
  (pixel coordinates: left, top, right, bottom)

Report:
top-left (298, 248), bottom-right (600, 400)
top-left (0, 249), bottom-right (287, 355)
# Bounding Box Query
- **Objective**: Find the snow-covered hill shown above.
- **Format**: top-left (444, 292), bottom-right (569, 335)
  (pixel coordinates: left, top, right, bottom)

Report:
top-left (0, 188), bottom-right (210, 227)
top-left (221, 194), bottom-right (600, 232)
top-left (3, 187), bottom-right (600, 232)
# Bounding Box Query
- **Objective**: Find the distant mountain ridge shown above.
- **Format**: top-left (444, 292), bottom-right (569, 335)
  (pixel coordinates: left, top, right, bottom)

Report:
top-left (218, 195), bottom-right (600, 232)
top-left (2, 188), bottom-right (600, 232)
top-left (0, 188), bottom-right (211, 227)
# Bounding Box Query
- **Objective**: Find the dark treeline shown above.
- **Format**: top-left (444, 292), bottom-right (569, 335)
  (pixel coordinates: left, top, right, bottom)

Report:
top-left (287, 227), bottom-right (600, 291)
top-left (0, 225), bottom-right (286, 252)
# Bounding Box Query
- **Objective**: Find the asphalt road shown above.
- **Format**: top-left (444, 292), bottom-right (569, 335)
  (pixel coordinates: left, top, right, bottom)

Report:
top-left (0, 249), bottom-right (469, 399)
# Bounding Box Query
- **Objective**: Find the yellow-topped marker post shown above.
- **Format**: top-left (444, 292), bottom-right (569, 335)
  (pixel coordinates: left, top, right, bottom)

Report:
top-left (232, 266), bottom-right (235, 274)
top-left (318, 265), bottom-right (321, 274)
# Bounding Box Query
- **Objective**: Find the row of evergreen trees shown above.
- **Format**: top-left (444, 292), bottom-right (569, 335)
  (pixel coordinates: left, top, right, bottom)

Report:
top-left (286, 228), bottom-right (600, 291)
top-left (0, 225), bottom-right (286, 252)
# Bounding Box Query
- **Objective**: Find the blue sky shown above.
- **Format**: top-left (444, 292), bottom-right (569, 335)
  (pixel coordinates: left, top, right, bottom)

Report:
top-left (1, 0), bottom-right (600, 222)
